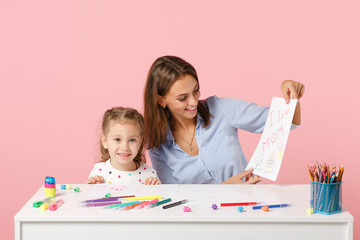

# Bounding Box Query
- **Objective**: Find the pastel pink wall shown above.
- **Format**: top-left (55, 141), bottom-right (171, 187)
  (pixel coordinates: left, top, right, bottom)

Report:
top-left (1, 1), bottom-right (358, 239)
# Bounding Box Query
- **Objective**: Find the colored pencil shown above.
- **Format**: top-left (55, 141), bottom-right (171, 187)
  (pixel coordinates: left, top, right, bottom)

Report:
top-left (135, 199), bottom-right (159, 209)
top-left (81, 201), bottom-right (122, 207)
top-left (163, 199), bottom-right (187, 209)
top-left (253, 204), bottom-right (289, 210)
top-left (119, 201), bottom-right (146, 211)
top-left (124, 196), bottom-right (162, 201)
top-left (146, 198), bottom-right (172, 208)
top-left (220, 202), bottom-right (259, 207)
top-left (100, 195), bottom-right (135, 199)
top-left (105, 201), bottom-right (140, 209)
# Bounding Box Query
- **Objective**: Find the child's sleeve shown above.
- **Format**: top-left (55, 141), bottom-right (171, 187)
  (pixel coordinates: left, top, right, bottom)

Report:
top-left (88, 163), bottom-right (99, 179)
top-left (152, 168), bottom-right (160, 179)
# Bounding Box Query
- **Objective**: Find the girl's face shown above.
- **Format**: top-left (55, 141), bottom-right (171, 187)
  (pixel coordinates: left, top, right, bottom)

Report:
top-left (102, 120), bottom-right (142, 171)
top-left (159, 74), bottom-right (200, 123)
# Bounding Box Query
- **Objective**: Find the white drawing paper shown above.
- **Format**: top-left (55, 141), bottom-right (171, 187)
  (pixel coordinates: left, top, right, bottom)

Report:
top-left (246, 97), bottom-right (298, 181)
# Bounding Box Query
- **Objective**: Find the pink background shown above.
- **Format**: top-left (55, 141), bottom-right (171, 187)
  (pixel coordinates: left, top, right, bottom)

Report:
top-left (1, 1), bottom-right (359, 239)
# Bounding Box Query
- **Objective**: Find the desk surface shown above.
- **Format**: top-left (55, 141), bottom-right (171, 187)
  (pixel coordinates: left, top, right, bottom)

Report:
top-left (15, 184), bottom-right (354, 240)
top-left (15, 184), bottom-right (353, 223)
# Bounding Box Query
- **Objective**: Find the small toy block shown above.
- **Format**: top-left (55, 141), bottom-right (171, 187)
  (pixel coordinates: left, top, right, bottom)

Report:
top-left (261, 206), bottom-right (269, 212)
top-left (307, 208), bottom-right (314, 214)
top-left (40, 203), bottom-right (49, 211)
top-left (183, 206), bottom-right (191, 212)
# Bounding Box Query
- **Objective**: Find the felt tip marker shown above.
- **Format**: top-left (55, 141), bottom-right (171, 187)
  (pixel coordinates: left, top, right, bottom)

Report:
top-left (124, 196), bottom-right (162, 201)
top-left (113, 201), bottom-right (144, 210)
top-left (135, 199), bottom-right (159, 209)
top-left (49, 199), bottom-right (65, 211)
top-left (118, 201), bottom-right (146, 211)
top-left (82, 198), bottom-right (123, 204)
top-left (81, 201), bottom-right (122, 208)
top-left (252, 204), bottom-right (290, 210)
top-left (105, 201), bottom-right (140, 209)
top-left (100, 195), bottom-right (135, 199)
top-left (33, 197), bottom-right (55, 208)
top-left (163, 199), bottom-right (188, 209)
top-left (146, 198), bottom-right (172, 208)
top-left (220, 202), bottom-right (259, 207)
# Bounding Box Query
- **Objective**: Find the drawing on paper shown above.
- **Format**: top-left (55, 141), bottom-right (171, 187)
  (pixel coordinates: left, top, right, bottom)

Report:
top-left (246, 97), bottom-right (297, 181)
top-left (264, 151), bottom-right (275, 173)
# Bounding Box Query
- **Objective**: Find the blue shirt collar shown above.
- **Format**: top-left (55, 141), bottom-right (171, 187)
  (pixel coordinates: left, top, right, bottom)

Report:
top-left (165, 114), bottom-right (204, 146)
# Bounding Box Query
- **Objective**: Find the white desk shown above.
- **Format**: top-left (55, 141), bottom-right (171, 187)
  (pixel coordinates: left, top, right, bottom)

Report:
top-left (14, 184), bottom-right (353, 240)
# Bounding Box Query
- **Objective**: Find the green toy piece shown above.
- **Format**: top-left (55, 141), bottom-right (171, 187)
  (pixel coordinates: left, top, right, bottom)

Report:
top-left (33, 201), bottom-right (44, 208)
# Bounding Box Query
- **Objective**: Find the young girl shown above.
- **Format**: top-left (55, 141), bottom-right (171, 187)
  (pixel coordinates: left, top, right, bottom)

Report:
top-left (87, 107), bottom-right (161, 185)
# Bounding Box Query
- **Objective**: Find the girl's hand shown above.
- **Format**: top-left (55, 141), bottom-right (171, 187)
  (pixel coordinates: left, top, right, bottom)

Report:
top-left (281, 80), bottom-right (305, 104)
top-left (86, 175), bottom-right (104, 184)
top-left (222, 168), bottom-right (261, 184)
top-left (142, 177), bottom-right (162, 185)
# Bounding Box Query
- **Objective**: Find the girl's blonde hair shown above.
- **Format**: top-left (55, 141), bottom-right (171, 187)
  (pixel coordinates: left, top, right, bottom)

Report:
top-left (100, 107), bottom-right (145, 167)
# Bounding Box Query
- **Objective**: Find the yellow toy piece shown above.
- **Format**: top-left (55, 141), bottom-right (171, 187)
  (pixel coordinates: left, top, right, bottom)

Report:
top-left (40, 203), bottom-right (49, 211)
top-left (307, 208), bottom-right (314, 214)
top-left (44, 188), bottom-right (56, 197)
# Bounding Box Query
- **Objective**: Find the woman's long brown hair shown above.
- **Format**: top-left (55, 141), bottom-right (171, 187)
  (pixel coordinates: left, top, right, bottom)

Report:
top-left (143, 56), bottom-right (211, 149)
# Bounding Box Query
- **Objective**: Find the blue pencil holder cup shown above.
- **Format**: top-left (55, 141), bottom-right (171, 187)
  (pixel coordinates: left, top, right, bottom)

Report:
top-left (310, 181), bottom-right (342, 215)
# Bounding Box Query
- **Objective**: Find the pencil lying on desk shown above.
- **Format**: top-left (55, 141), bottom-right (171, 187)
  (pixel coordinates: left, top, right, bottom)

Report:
top-left (82, 198), bottom-right (124, 204)
top-left (124, 196), bottom-right (163, 201)
top-left (146, 198), bottom-right (171, 208)
top-left (118, 201), bottom-right (146, 211)
top-left (163, 200), bottom-right (187, 209)
top-left (135, 199), bottom-right (159, 209)
top-left (100, 195), bottom-right (135, 199)
top-left (253, 204), bottom-right (290, 210)
top-left (105, 201), bottom-right (141, 209)
top-left (81, 201), bottom-right (123, 207)
top-left (220, 202), bottom-right (258, 207)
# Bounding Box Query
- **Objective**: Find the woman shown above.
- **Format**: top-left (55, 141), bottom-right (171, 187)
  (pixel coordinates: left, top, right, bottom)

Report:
top-left (143, 56), bottom-right (304, 184)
